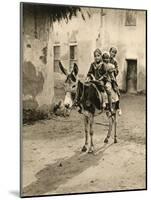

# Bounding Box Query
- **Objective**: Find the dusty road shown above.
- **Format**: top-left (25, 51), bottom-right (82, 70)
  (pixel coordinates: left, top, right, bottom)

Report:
top-left (22, 94), bottom-right (146, 197)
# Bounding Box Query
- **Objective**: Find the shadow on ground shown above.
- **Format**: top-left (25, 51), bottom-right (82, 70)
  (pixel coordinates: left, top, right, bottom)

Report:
top-left (22, 143), bottom-right (113, 196)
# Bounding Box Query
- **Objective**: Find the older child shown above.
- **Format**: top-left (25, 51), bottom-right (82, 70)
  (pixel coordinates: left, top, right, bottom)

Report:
top-left (87, 48), bottom-right (103, 81)
top-left (109, 47), bottom-right (119, 77)
top-left (87, 50), bottom-right (114, 113)
top-left (109, 47), bottom-right (122, 115)
top-left (86, 48), bottom-right (107, 110)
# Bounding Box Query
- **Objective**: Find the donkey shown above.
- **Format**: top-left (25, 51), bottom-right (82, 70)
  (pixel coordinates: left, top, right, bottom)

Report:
top-left (59, 61), bottom-right (119, 153)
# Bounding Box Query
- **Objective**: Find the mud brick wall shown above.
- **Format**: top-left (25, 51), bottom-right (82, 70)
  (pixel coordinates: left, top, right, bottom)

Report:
top-left (22, 7), bottom-right (54, 122)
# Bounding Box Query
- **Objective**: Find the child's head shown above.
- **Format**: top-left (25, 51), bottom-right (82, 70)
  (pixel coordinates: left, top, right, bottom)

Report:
top-left (109, 47), bottom-right (117, 58)
top-left (102, 52), bottom-right (110, 64)
top-left (94, 48), bottom-right (102, 64)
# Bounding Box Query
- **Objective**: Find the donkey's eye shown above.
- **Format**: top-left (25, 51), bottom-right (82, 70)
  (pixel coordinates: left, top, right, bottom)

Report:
top-left (72, 85), bottom-right (76, 88)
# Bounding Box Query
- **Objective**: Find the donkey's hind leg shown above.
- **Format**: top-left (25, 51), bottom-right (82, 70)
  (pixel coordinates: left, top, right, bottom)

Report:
top-left (114, 113), bottom-right (117, 143)
top-left (104, 113), bottom-right (114, 143)
top-left (81, 115), bottom-right (89, 152)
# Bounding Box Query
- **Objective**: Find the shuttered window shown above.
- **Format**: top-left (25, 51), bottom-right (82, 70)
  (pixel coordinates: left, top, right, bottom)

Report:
top-left (53, 45), bottom-right (60, 72)
top-left (125, 11), bottom-right (137, 26)
top-left (69, 45), bottom-right (77, 72)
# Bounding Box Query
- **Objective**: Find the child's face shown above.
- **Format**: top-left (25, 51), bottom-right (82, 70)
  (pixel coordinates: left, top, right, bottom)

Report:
top-left (103, 58), bottom-right (109, 64)
top-left (94, 52), bottom-right (102, 63)
top-left (110, 49), bottom-right (117, 58)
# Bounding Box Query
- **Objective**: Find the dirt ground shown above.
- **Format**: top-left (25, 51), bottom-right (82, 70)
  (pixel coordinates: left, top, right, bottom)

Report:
top-left (21, 94), bottom-right (146, 197)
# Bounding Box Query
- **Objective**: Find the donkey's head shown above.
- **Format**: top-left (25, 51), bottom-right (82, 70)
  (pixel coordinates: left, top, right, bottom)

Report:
top-left (59, 61), bottom-right (79, 110)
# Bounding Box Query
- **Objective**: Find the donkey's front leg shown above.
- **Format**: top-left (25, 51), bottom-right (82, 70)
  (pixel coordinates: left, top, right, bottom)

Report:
top-left (104, 114), bottom-right (114, 143)
top-left (88, 114), bottom-right (94, 153)
top-left (81, 115), bottom-right (89, 152)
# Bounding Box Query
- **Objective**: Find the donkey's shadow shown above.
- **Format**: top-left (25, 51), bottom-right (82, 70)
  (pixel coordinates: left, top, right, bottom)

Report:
top-left (22, 142), bottom-right (114, 197)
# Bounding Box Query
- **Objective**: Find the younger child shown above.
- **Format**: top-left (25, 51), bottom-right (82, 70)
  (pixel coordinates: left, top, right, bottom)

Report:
top-left (100, 52), bottom-right (115, 114)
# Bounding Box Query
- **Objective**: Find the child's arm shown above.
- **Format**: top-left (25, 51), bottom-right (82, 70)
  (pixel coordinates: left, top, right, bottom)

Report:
top-left (98, 64), bottom-right (107, 81)
top-left (87, 63), bottom-right (95, 80)
top-left (113, 59), bottom-right (119, 76)
top-left (107, 63), bottom-right (116, 73)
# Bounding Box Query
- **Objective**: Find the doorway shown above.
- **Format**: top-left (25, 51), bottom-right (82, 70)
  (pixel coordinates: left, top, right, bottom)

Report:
top-left (126, 59), bottom-right (137, 93)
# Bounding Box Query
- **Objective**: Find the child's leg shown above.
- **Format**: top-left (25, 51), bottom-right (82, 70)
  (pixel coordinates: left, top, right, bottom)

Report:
top-left (112, 81), bottom-right (120, 97)
top-left (114, 84), bottom-right (122, 115)
top-left (95, 81), bottom-right (106, 109)
top-left (111, 80), bottom-right (122, 114)
top-left (101, 92), bottom-right (106, 109)
top-left (116, 100), bottom-right (122, 115)
top-left (105, 82), bottom-right (113, 113)
top-left (116, 101), bottom-right (120, 109)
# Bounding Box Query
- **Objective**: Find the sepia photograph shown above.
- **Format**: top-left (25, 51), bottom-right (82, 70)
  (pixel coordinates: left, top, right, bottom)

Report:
top-left (20, 2), bottom-right (147, 198)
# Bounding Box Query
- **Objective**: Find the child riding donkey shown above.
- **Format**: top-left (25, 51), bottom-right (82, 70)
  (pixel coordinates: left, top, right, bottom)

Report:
top-left (87, 48), bottom-right (121, 115)
top-left (57, 49), bottom-right (121, 151)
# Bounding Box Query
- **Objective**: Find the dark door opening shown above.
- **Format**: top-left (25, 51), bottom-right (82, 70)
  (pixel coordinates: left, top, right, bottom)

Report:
top-left (126, 59), bottom-right (137, 93)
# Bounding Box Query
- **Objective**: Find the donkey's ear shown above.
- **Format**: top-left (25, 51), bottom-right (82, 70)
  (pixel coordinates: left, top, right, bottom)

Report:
top-left (59, 61), bottom-right (68, 76)
top-left (72, 63), bottom-right (79, 76)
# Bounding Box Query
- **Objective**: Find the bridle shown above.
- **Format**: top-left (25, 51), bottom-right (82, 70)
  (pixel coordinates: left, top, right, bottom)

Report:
top-left (64, 79), bottom-right (85, 111)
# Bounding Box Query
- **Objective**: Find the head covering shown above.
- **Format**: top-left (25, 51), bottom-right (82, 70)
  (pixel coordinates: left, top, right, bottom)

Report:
top-left (109, 47), bottom-right (117, 53)
top-left (94, 48), bottom-right (102, 56)
top-left (102, 51), bottom-right (110, 60)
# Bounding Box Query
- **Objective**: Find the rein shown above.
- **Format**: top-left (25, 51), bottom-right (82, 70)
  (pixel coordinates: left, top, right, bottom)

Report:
top-left (78, 81), bottom-right (85, 103)
top-left (68, 80), bottom-right (85, 110)
top-left (75, 81), bottom-right (85, 104)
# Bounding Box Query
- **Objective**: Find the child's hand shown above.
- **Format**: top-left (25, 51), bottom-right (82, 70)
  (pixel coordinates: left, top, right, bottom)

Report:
top-left (86, 76), bottom-right (92, 81)
top-left (98, 76), bottom-right (103, 81)
top-left (108, 68), bottom-right (115, 73)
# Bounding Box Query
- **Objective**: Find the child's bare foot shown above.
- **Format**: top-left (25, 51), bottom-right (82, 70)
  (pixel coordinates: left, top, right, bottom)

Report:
top-left (103, 102), bottom-right (106, 109)
top-left (117, 109), bottom-right (122, 116)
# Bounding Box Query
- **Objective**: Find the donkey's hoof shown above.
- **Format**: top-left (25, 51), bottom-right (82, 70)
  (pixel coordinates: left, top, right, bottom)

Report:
top-left (88, 150), bottom-right (93, 154)
top-left (81, 145), bottom-right (87, 152)
top-left (88, 147), bottom-right (94, 154)
top-left (114, 138), bottom-right (117, 143)
top-left (104, 138), bottom-right (108, 143)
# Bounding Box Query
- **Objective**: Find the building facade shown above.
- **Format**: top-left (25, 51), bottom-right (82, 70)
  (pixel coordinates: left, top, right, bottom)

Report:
top-left (52, 8), bottom-right (146, 93)
top-left (22, 6), bottom-right (146, 119)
